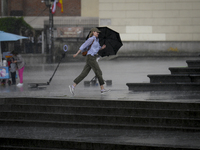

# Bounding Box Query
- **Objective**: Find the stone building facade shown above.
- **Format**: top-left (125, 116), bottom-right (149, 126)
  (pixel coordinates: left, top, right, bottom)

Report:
top-left (1, 0), bottom-right (200, 60)
top-left (1, 0), bottom-right (81, 16)
top-left (99, 0), bottom-right (200, 56)
top-left (99, 0), bottom-right (200, 41)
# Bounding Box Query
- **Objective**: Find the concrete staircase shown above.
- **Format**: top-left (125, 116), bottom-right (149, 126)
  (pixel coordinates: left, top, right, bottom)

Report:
top-left (0, 97), bottom-right (199, 149)
top-left (0, 98), bottom-right (199, 131)
top-left (127, 60), bottom-right (200, 91)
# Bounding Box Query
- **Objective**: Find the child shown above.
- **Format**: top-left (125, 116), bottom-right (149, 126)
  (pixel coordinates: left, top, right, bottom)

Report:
top-left (10, 57), bottom-right (17, 85)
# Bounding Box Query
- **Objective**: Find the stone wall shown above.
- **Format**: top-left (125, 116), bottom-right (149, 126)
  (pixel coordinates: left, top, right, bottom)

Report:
top-left (22, 54), bottom-right (48, 65)
top-left (118, 41), bottom-right (200, 57)
top-left (81, 0), bottom-right (99, 17)
top-left (99, 0), bottom-right (200, 42)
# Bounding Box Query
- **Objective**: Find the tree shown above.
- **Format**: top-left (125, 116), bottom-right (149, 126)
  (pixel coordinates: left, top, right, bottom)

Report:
top-left (0, 17), bottom-right (33, 53)
top-left (0, 17), bottom-right (32, 34)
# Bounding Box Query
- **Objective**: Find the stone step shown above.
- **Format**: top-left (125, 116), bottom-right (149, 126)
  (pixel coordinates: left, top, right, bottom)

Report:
top-left (0, 138), bottom-right (82, 150)
top-left (2, 98), bottom-right (200, 110)
top-left (186, 60), bottom-right (200, 67)
top-left (0, 145), bottom-right (70, 150)
top-left (0, 111), bottom-right (199, 130)
top-left (148, 74), bottom-right (191, 83)
top-left (0, 105), bottom-right (199, 119)
top-left (0, 98), bottom-right (200, 149)
top-left (1, 98), bottom-right (200, 131)
top-left (126, 82), bottom-right (200, 91)
top-left (0, 111), bottom-right (198, 125)
top-left (148, 74), bottom-right (200, 83)
top-left (190, 74), bottom-right (200, 82)
top-left (0, 118), bottom-right (199, 131)
top-left (169, 67), bottom-right (200, 74)
top-left (0, 138), bottom-right (196, 150)
top-left (127, 60), bottom-right (200, 92)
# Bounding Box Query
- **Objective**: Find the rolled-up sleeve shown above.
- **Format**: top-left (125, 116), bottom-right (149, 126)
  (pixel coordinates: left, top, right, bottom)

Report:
top-left (79, 37), bottom-right (94, 52)
top-left (99, 45), bottom-right (102, 50)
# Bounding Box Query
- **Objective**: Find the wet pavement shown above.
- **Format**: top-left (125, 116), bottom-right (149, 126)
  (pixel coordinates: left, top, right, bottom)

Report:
top-left (1, 57), bottom-right (200, 149)
top-left (1, 57), bottom-right (200, 102)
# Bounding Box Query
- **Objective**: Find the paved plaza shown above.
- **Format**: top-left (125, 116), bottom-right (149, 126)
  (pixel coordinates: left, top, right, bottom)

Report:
top-left (1, 57), bottom-right (200, 101)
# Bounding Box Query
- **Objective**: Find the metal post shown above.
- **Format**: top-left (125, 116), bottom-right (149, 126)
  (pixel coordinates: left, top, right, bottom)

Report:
top-left (49, 5), bottom-right (54, 63)
top-left (42, 31), bottom-right (44, 54)
top-left (1, 0), bottom-right (3, 16)
top-left (43, 0), bottom-right (54, 63)
top-left (1, 0), bottom-right (8, 16)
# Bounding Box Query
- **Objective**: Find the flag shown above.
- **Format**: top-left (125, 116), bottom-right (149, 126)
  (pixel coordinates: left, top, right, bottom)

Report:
top-left (57, 0), bottom-right (63, 13)
top-left (51, 0), bottom-right (57, 14)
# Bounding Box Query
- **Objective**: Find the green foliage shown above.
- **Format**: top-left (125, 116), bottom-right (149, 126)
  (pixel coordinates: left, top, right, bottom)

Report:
top-left (0, 17), bottom-right (32, 34)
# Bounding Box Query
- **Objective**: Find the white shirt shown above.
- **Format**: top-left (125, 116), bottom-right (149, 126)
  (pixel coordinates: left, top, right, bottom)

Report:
top-left (80, 36), bottom-right (102, 56)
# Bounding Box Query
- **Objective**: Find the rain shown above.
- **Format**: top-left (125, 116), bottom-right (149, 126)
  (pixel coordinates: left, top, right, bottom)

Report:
top-left (1, 56), bottom-right (200, 101)
top-left (1, 0), bottom-right (200, 149)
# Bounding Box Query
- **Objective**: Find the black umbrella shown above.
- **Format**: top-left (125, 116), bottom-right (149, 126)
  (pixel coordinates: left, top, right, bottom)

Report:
top-left (87, 27), bottom-right (123, 57)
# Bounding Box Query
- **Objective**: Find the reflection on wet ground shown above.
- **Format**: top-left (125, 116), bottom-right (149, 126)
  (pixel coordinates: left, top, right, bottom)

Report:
top-left (1, 57), bottom-right (200, 102)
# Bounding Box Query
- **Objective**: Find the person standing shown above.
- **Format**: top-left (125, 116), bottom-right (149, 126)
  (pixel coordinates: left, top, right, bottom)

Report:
top-left (27, 33), bottom-right (34, 53)
top-left (69, 27), bottom-right (110, 95)
top-left (37, 34), bottom-right (42, 53)
top-left (11, 50), bottom-right (25, 87)
top-left (10, 57), bottom-right (17, 85)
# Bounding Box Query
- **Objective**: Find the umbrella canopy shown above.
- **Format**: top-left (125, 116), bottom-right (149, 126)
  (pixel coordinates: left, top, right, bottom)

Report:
top-left (0, 31), bottom-right (28, 65)
top-left (87, 27), bottom-right (123, 57)
top-left (0, 31), bottom-right (28, 41)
